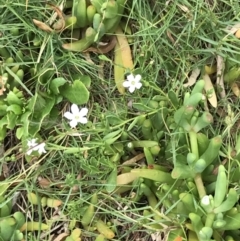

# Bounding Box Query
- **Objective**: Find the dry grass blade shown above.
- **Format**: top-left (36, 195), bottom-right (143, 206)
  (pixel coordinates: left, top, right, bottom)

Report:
top-left (121, 153), bottom-right (144, 165)
top-left (0, 76), bottom-right (7, 95)
top-left (53, 233), bottom-right (69, 241)
top-left (216, 55), bottom-right (226, 98)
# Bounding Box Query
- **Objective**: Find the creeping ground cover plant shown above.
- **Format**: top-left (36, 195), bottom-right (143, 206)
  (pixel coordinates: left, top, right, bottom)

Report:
top-left (2, 0), bottom-right (240, 241)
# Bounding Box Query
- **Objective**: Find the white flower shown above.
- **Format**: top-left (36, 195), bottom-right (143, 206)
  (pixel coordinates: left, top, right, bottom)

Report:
top-left (64, 104), bottom-right (88, 128)
top-left (201, 195), bottom-right (210, 205)
top-left (34, 143), bottom-right (46, 155)
top-left (27, 139), bottom-right (37, 148)
top-left (123, 74), bottom-right (142, 93)
top-left (27, 139), bottom-right (46, 155)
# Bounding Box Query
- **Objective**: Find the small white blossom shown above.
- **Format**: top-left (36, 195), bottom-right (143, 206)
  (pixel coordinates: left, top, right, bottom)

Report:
top-left (35, 143), bottom-right (47, 155)
top-left (123, 74), bottom-right (142, 93)
top-left (201, 195), bottom-right (210, 205)
top-left (27, 139), bottom-right (46, 155)
top-left (27, 139), bottom-right (37, 148)
top-left (64, 104), bottom-right (88, 128)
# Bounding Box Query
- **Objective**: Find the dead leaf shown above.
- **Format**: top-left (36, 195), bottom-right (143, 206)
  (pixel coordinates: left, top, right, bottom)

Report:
top-left (216, 55), bottom-right (226, 98)
top-left (0, 76), bottom-right (7, 95)
top-left (183, 68), bottom-right (200, 87)
top-left (121, 153), bottom-right (145, 166)
top-left (117, 172), bottom-right (138, 185)
top-left (115, 27), bottom-right (134, 70)
top-left (236, 29), bottom-right (240, 38)
top-left (83, 36), bottom-right (117, 54)
top-left (224, 23), bottom-right (240, 35)
top-left (151, 232), bottom-right (162, 241)
top-left (47, 3), bottom-right (65, 31)
top-left (202, 73), bottom-right (217, 108)
top-left (177, 4), bottom-right (193, 20)
top-left (83, 52), bottom-right (95, 65)
top-left (114, 41), bottom-right (126, 94)
top-left (33, 19), bottom-right (53, 33)
top-left (177, 4), bottom-right (190, 13)
top-left (52, 19), bottom-right (65, 31)
top-left (38, 176), bottom-right (51, 188)
top-left (231, 82), bottom-right (240, 97)
top-left (114, 27), bottom-right (134, 94)
top-left (166, 30), bottom-right (175, 45)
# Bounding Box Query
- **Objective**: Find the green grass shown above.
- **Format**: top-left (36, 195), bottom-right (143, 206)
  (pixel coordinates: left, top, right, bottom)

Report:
top-left (1, 0), bottom-right (240, 241)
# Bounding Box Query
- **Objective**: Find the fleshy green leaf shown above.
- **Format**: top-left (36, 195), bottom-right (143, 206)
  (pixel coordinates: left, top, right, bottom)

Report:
top-left (172, 164), bottom-right (194, 179)
top-left (49, 77), bottom-right (67, 95)
top-left (16, 126), bottom-right (24, 139)
top-left (106, 114), bottom-right (123, 125)
top-left (7, 104), bottom-right (22, 115)
top-left (132, 103), bottom-right (153, 112)
top-left (7, 112), bottom-right (18, 129)
top-left (103, 130), bottom-right (122, 141)
top-left (20, 111), bottom-right (32, 138)
top-left (60, 80), bottom-right (89, 105)
top-left (106, 168), bottom-right (117, 193)
top-left (80, 75), bottom-right (91, 88)
top-left (6, 91), bottom-right (23, 106)
top-left (0, 102), bottom-right (7, 117)
top-left (28, 93), bottom-right (55, 136)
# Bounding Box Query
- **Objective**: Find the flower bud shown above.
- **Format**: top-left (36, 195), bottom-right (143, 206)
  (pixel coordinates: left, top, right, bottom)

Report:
top-left (201, 195), bottom-right (214, 213)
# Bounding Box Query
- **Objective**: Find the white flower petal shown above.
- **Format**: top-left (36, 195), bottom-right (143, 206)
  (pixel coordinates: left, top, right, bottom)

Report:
top-left (79, 117), bottom-right (88, 124)
top-left (37, 143), bottom-right (46, 154)
top-left (123, 81), bottom-right (131, 87)
top-left (27, 139), bottom-right (37, 148)
top-left (71, 104), bottom-right (80, 115)
top-left (69, 119), bottom-right (78, 128)
top-left (201, 195), bottom-right (210, 205)
top-left (64, 111), bottom-right (74, 120)
top-left (136, 82), bottom-right (142, 89)
top-left (129, 86), bottom-right (135, 93)
top-left (79, 107), bottom-right (88, 117)
top-left (127, 74), bottom-right (134, 81)
top-left (26, 149), bottom-right (33, 155)
top-left (135, 74), bottom-right (142, 82)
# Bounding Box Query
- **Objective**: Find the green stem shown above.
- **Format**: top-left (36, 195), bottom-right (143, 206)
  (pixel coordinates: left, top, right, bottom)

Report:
top-left (213, 230), bottom-right (222, 241)
top-left (189, 131), bottom-right (206, 199)
top-left (189, 130), bottom-right (206, 198)
top-left (205, 212), bottom-right (215, 227)
top-left (189, 130), bottom-right (199, 159)
top-left (194, 173), bottom-right (206, 198)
